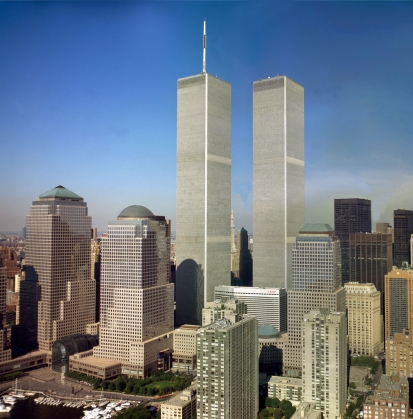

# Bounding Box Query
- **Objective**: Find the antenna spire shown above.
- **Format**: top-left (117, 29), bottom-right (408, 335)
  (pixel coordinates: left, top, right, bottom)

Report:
top-left (202, 19), bottom-right (207, 74)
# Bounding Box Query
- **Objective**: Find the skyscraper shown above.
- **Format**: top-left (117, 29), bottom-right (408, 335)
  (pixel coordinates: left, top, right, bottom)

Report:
top-left (334, 198), bottom-right (371, 283)
top-left (176, 25), bottom-right (231, 326)
top-left (16, 185), bottom-right (95, 351)
top-left (393, 209), bottom-right (413, 267)
top-left (253, 75), bottom-right (304, 290)
top-left (197, 314), bottom-right (258, 419)
top-left (93, 205), bottom-right (174, 377)
top-left (284, 223), bottom-right (345, 376)
top-left (302, 309), bottom-right (347, 419)
top-left (231, 227), bottom-right (253, 286)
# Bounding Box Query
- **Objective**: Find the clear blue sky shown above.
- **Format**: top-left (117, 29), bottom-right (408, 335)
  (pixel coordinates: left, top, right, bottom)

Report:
top-left (1, 1), bottom-right (413, 233)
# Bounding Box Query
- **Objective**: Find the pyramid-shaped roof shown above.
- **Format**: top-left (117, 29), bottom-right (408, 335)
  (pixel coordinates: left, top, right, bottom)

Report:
top-left (38, 185), bottom-right (83, 200)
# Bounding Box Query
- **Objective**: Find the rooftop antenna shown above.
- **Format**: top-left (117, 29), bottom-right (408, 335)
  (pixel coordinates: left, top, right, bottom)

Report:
top-left (202, 19), bottom-right (207, 74)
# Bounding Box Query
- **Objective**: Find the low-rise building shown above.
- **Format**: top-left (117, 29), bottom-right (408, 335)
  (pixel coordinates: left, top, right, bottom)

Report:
top-left (161, 384), bottom-right (196, 419)
top-left (172, 324), bottom-right (200, 373)
top-left (268, 376), bottom-right (302, 406)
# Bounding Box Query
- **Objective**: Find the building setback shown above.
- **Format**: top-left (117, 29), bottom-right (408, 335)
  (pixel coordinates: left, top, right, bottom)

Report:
top-left (253, 75), bottom-right (304, 290)
top-left (334, 198), bottom-right (371, 284)
top-left (15, 185), bottom-right (95, 352)
top-left (197, 314), bottom-right (258, 419)
top-left (176, 68), bottom-right (231, 326)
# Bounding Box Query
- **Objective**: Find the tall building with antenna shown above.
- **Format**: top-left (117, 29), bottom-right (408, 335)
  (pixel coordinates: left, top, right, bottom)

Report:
top-left (176, 21), bottom-right (231, 325)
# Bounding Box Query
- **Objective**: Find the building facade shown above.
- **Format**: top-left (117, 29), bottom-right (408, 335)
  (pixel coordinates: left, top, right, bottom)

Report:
top-left (197, 315), bottom-right (258, 419)
top-left (258, 325), bottom-right (287, 375)
top-left (284, 224), bottom-right (345, 376)
top-left (384, 268), bottom-right (413, 339)
top-left (344, 282), bottom-right (382, 356)
top-left (214, 285), bottom-right (287, 331)
top-left (231, 227), bottom-right (252, 287)
top-left (161, 384), bottom-right (197, 419)
top-left (202, 298), bottom-right (247, 327)
top-left (93, 205), bottom-right (174, 377)
top-left (268, 376), bottom-right (302, 406)
top-left (253, 75), bottom-right (304, 290)
top-left (386, 329), bottom-right (413, 377)
top-left (172, 325), bottom-right (200, 373)
top-left (16, 185), bottom-right (95, 352)
top-left (302, 309), bottom-right (347, 419)
top-left (334, 198), bottom-right (371, 284)
top-left (176, 72), bottom-right (231, 326)
top-left (394, 209), bottom-right (413, 268)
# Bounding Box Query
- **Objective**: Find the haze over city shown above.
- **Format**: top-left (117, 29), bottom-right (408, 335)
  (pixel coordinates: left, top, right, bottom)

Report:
top-left (1, 1), bottom-right (413, 232)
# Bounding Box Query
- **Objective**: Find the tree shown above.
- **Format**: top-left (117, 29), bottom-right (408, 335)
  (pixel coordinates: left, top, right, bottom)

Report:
top-left (265, 397), bottom-right (280, 408)
top-left (108, 381), bottom-right (116, 391)
top-left (349, 382), bottom-right (357, 389)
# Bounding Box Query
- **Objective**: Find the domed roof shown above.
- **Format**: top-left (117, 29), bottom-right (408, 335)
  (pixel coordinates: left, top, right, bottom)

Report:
top-left (117, 205), bottom-right (154, 219)
top-left (258, 325), bottom-right (280, 339)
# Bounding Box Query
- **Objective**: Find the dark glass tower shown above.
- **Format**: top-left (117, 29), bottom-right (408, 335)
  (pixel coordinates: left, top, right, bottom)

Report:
top-left (334, 198), bottom-right (371, 284)
top-left (393, 209), bottom-right (413, 268)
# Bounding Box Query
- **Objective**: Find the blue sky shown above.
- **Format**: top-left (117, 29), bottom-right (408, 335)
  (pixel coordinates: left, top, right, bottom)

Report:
top-left (1, 1), bottom-right (413, 233)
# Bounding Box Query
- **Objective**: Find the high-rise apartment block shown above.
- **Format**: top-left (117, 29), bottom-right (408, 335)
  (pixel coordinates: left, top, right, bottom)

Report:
top-left (334, 198), bottom-right (371, 283)
top-left (302, 309), bottom-right (347, 419)
top-left (384, 268), bottom-right (413, 339)
top-left (344, 282), bottom-right (382, 355)
top-left (349, 232), bottom-right (392, 309)
top-left (394, 209), bottom-right (413, 267)
top-left (284, 224), bottom-right (345, 376)
top-left (363, 374), bottom-right (409, 419)
top-left (93, 205), bottom-right (174, 377)
top-left (386, 329), bottom-right (413, 377)
top-left (231, 227), bottom-right (252, 287)
top-left (202, 298), bottom-right (247, 327)
top-left (197, 315), bottom-right (258, 419)
top-left (176, 70), bottom-right (231, 326)
top-left (268, 376), bottom-right (302, 406)
top-left (16, 186), bottom-right (95, 351)
top-left (214, 285), bottom-right (287, 331)
top-left (253, 75), bottom-right (304, 290)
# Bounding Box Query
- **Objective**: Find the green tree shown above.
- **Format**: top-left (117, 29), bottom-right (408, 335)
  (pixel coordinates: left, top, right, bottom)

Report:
top-left (349, 382), bottom-right (357, 389)
top-left (108, 381), bottom-right (116, 391)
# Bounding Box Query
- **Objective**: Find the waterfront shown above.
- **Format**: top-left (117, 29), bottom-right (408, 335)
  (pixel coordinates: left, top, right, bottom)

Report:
top-left (4, 397), bottom-right (83, 419)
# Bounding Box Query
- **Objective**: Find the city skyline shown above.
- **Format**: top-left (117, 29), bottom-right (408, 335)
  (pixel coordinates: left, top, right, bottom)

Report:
top-left (2, 2), bottom-right (413, 233)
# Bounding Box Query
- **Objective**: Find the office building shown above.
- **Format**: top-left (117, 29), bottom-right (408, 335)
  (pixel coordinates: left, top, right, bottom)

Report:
top-left (258, 325), bottom-right (287, 375)
top-left (386, 329), bottom-right (413, 377)
top-left (363, 374), bottom-right (409, 419)
top-left (231, 227), bottom-right (252, 287)
top-left (334, 198), bottom-right (371, 283)
top-left (214, 285), bottom-right (286, 331)
top-left (172, 325), bottom-right (200, 373)
top-left (0, 268), bottom-right (11, 362)
top-left (93, 205), bottom-right (174, 377)
top-left (15, 186), bottom-right (95, 352)
top-left (202, 298), bottom-right (247, 326)
top-left (349, 232), bottom-right (392, 309)
top-left (344, 282), bottom-right (382, 356)
top-left (253, 75), bottom-right (304, 290)
top-left (91, 237), bottom-right (101, 323)
top-left (176, 32), bottom-right (231, 325)
top-left (197, 314), bottom-right (258, 419)
top-left (284, 224), bottom-right (345, 376)
top-left (384, 268), bottom-right (413, 339)
top-left (268, 376), bottom-right (302, 406)
top-left (302, 309), bottom-right (347, 419)
top-left (394, 209), bottom-right (413, 267)
top-left (376, 222), bottom-right (394, 238)
top-left (161, 384), bottom-right (197, 419)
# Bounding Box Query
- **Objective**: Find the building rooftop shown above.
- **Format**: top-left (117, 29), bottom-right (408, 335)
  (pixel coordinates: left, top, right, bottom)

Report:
top-left (162, 384), bottom-right (196, 408)
top-left (117, 205), bottom-right (154, 219)
top-left (38, 185), bottom-right (83, 200)
top-left (258, 325), bottom-right (280, 339)
top-left (299, 223), bottom-right (334, 234)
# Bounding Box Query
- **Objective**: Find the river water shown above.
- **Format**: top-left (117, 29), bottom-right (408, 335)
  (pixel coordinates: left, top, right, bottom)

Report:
top-left (4, 398), bottom-right (83, 419)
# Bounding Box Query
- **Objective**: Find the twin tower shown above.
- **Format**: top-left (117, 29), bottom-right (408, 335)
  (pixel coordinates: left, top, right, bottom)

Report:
top-left (176, 69), bottom-right (304, 325)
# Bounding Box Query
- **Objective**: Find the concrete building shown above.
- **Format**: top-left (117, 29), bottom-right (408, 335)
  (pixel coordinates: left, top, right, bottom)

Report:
top-left (334, 198), bottom-right (371, 283)
top-left (161, 384), bottom-right (197, 419)
top-left (15, 185), bottom-right (95, 352)
top-left (394, 209), bottom-right (413, 267)
top-left (202, 298), bottom-right (247, 327)
top-left (363, 374), bottom-right (409, 419)
top-left (258, 325), bottom-right (287, 375)
top-left (175, 48), bottom-right (231, 326)
top-left (284, 224), bottom-right (345, 376)
top-left (253, 75), bottom-right (304, 290)
top-left (197, 314), bottom-right (258, 419)
top-left (268, 376), bottom-right (302, 406)
top-left (172, 324), bottom-right (200, 373)
top-left (231, 227), bottom-right (252, 287)
top-left (345, 282), bottom-right (382, 356)
top-left (349, 233), bottom-right (392, 308)
top-left (214, 285), bottom-right (286, 331)
top-left (93, 205), bottom-right (174, 378)
top-left (302, 309), bottom-right (347, 419)
top-left (91, 237), bottom-right (101, 323)
top-left (290, 403), bottom-right (322, 419)
top-left (384, 268), bottom-right (413, 339)
top-left (0, 268), bottom-right (10, 362)
top-left (386, 329), bottom-right (413, 377)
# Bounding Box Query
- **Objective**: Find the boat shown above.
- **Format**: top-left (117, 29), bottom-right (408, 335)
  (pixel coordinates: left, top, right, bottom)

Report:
top-left (0, 402), bottom-right (12, 413)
